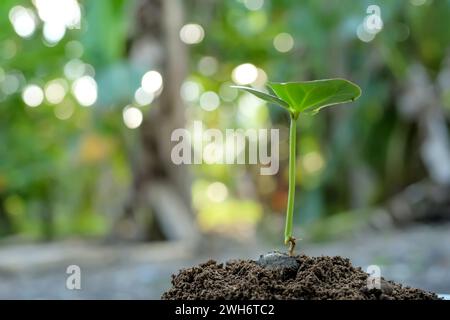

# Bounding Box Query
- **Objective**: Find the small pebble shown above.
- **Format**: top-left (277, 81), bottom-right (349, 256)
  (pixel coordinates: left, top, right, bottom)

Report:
top-left (256, 252), bottom-right (300, 279)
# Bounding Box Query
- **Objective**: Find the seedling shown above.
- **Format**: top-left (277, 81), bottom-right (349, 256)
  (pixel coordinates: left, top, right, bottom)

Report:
top-left (233, 79), bottom-right (361, 256)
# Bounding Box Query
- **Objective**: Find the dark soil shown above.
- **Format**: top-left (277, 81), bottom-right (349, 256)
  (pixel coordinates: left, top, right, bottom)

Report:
top-left (162, 253), bottom-right (440, 300)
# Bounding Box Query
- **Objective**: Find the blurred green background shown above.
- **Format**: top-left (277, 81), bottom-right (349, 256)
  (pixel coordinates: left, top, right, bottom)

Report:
top-left (1, 0), bottom-right (450, 246)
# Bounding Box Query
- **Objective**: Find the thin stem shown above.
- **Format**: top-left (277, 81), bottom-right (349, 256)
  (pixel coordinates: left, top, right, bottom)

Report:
top-left (284, 115), bottom-right (297, 248)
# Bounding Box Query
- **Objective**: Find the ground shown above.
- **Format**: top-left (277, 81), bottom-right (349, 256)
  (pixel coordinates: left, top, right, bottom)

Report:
top-left (0, 223), bottom-right (449, 299)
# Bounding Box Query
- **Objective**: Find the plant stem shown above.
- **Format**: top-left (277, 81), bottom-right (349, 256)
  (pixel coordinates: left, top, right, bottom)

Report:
top-left (285, 115), bottom-right (297, 249)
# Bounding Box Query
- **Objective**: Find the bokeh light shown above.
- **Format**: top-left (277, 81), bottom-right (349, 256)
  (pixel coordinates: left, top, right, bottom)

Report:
top-left (254, 68), bottom-right (268, 87)
top-left (181, 80), bottom-right (202, 102)
top-left (1, 73), bottom-right (21, 95)
top-left (72, 76), bottom-right (97, 107)
top-left (1, 40), bottom-right (18, 59)
top-left (22, 84), bottom-right (44, 107)
top-left (273, 32), bottom-right (294, 53)
top-left (134, 87), bottom-right (154, 106)
top-left (198, 56), bottom-right (218, 76)
top-left (34, 0), bottom-right (81, 29)
top-left (357, 24), bottom-right (375, 42)
top-left (43, 21), bottom-right (66, 44)
top-left (65, 40), bottom-right (84, 59)
top-left (302, 151), bottom-right (325, 174)
top-left (207, 182), bottom-right (229, 203)
top-left (123, 106), bottom-right (143, 129)
top-left (45, 79), bottom-right (67, 104)
top-left (199, 91), bottom-right (220, 111)
top-left (64, 59), bottom-right (86, 80)
top-left (32, 0), bottom-right (81, 45)
top-left (9, 6), bottom-right (37, 38)
top-left (232, 63), bottom-right (258, 85)
top-left (141, 70), bottom-right (163, 94)
top-left (54, 101), bottom-right (75, 120)
top-left (179, 23), bottom-right (205, 44)
top-left (244, 0), bottom-right (264, 11)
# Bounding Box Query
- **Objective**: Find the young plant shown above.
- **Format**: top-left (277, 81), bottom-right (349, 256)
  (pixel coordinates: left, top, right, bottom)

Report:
top-left (233, 79), bottom-right (361, 255)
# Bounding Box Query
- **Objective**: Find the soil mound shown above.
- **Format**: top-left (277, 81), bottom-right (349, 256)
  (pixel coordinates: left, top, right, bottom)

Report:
top-left (162, 254), bottom-right (439, 300)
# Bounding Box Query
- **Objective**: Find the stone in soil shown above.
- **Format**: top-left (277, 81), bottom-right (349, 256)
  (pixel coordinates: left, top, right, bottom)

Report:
top-left (162, 254), bottom-right (440, 300)
top-left (256, 251), bottom-right (300, 280)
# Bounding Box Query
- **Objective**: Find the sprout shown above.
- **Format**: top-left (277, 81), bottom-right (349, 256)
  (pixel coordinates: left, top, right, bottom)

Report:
top-left (233, 78), bottom-right (361, 255)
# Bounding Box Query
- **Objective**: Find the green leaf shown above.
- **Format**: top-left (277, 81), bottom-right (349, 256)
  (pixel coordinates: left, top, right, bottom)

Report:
top-left (268, 79), bottom-right (361, 115)
top-left (231, 86), bottom-right (292, 111)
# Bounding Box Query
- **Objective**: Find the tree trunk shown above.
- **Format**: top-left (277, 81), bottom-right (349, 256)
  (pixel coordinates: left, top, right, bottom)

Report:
top-left (115, 0), bottom-right (198, 243)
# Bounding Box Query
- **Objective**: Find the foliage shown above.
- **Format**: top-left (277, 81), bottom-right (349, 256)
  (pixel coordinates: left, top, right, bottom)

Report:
top-left (0, 0), bottom-right (133, 239)
top-left (1, 0), bottom-right (450, 241)
top-left (186, 0), bottom-right (450, 240)
top-left (234, 79), bottom-right (361, 117)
